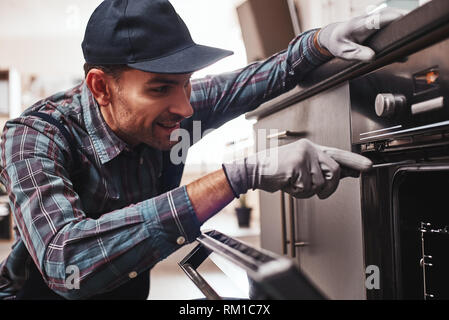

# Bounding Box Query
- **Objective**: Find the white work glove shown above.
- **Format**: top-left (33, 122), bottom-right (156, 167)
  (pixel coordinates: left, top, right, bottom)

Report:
top-left (317, 7), bottom-right (406, 62)
top-left (222, 139), bottom-right (372, 200)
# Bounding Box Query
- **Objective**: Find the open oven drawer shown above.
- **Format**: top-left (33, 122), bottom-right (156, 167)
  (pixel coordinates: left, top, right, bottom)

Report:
top-left (178, 230), bottom-right (326, 300)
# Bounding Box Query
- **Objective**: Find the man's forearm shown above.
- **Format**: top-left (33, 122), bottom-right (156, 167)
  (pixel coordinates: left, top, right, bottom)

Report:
top-left (186, 168), bottom-right (236, 224)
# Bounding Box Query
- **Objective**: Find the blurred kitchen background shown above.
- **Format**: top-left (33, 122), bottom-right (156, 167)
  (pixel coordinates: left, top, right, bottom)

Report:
top-left (0, 0), bottom-right (430, 299)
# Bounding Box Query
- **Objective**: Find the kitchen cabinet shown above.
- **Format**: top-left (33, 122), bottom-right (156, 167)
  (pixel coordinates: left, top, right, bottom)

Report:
top-left (252, 83), bottom-right (366, 299)
top-left (236, 0), bottom-right (296, 63)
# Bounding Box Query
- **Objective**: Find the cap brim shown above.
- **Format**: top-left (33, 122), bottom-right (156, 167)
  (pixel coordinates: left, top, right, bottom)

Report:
top-left (127, 44), bottom-right (233, 74)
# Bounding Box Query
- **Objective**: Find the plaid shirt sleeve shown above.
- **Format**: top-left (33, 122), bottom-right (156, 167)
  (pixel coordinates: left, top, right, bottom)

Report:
top-left (189, 29), bottom-right (332, 131)
top-left (0, 116), bottom-right (200, 300)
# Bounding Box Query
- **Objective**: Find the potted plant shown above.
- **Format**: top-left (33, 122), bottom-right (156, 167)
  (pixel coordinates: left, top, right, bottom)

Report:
top-left (235, 194), bottom-right (252, 228)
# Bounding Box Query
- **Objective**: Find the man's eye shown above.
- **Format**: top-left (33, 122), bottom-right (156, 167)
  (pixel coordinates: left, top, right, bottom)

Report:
top-left (150, 86), bottom-right (169, 94)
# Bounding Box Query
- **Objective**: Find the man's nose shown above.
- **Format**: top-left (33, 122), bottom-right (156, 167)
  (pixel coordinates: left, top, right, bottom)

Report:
top-left (169, 88), bottom-right (194, 119)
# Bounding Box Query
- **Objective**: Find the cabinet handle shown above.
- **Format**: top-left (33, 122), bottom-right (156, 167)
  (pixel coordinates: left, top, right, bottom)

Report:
top-left (280, 191), bottom-right (288, 255)
top-left (288, 195), bottom-right (309, 258)
top-left (289, 195), bottom-right (296, 258)
top-left (281, 192), bottom-right (309, 257)
top-left (266, 130), bottom-right (308, 140)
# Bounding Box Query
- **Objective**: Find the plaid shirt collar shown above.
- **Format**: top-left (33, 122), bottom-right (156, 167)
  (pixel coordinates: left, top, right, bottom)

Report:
top-left (80, 82), bottom-right (132, 164)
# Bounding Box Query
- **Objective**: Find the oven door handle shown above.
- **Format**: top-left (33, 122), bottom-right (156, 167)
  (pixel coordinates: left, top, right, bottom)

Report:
top-left (371, 160), bottom-right (416, 168)
top-left (267, 130), bottom-right (308, 140)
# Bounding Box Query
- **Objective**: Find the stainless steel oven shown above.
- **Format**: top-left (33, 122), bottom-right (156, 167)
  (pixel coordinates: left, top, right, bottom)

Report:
top-left (351, 34), bottom-right (449, 300)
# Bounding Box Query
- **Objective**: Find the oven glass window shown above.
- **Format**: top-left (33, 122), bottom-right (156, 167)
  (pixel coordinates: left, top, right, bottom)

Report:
top-left (196, 252), bottom-right (251, 299)
top-left (394, 170), bottom-right (449, 300)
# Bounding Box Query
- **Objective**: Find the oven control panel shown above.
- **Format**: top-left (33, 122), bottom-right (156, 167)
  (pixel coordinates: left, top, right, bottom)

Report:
top-left (374, 93), bottom-right (407, 118)
top-left (350, 37), bottom-right (449, 146)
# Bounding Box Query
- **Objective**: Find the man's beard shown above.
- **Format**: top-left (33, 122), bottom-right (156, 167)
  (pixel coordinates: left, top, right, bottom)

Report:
top-left (141, 128), bottom-right (182, 151)
top-left (114, 94), bottom-right (185, 151)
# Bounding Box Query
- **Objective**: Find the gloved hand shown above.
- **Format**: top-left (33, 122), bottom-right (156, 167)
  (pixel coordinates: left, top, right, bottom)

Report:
top-left (317, 7), bottom-right (406, 62)
top-left (222, 139), bottom-right (372, 200)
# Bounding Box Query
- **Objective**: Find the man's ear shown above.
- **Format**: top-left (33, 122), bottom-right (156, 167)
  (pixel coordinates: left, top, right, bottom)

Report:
top-left (85, 69), bottom-right (113, 106)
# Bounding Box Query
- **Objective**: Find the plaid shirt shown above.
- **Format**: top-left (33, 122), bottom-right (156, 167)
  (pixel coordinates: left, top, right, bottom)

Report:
top-left (0, 29), bottom-right (330, 299)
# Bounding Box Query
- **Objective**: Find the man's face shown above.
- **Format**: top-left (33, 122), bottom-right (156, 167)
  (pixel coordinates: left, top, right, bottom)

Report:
top-left (101, 69), bottom-right (194, 150)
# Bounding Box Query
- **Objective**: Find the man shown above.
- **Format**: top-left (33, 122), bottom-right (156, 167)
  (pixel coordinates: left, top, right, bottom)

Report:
top-left (0, 0), bottom-right (403, 299)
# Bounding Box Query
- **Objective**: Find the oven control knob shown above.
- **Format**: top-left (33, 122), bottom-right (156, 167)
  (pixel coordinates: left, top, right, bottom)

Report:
top-left (375, 94), bottom-right (406, 118)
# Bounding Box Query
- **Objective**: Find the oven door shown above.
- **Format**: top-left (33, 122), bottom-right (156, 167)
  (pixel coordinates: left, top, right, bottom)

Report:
top-left (178, 230), bottom-right (326, 300)
top-left (392, 165), bottom-right (449, 300)
top-left (361, 155), bottom-right (449, 300)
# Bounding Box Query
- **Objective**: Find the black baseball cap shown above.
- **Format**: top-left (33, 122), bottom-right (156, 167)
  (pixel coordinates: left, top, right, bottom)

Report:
top-left (82, 0), bottom-right (233, 74)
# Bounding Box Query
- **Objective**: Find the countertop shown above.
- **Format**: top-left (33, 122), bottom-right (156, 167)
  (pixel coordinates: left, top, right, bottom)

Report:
top-left (246, 0), bottom-right (449, 120)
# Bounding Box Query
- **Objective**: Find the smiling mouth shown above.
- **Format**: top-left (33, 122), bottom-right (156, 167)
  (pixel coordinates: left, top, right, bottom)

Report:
top-left (156, 122), bottom-right (180, 128)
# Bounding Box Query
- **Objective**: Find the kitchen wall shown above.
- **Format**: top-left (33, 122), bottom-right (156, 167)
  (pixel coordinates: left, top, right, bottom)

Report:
top-left (294, 0), bottom-right (384, 31)
top-left (0, 0), bottom-right (102, 127)
top-left (0, 0), bottom-right (101, 78)
top-left (293, 0), bottom-right (429, 31)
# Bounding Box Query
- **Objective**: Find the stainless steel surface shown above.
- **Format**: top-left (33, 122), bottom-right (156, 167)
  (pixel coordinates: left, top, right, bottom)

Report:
top-left (254, 82), bottom-right (365, 300)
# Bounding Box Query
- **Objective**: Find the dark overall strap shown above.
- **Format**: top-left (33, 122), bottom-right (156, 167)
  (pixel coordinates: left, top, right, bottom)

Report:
top-left (16, 112), bottom-right (149, 300)
top-left (160, 150), bottom-right (185, 193)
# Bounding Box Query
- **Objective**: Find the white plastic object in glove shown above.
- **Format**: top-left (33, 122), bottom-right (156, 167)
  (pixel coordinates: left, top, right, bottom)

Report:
top-left (222, 139), bottom-right (373, 200)
top-left (317, 7), bottom-right (406, 62)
